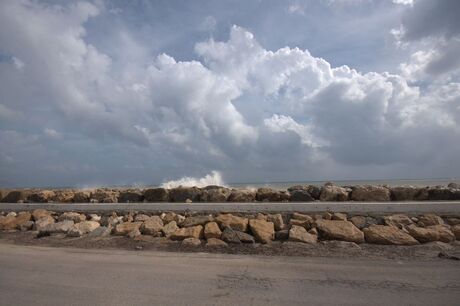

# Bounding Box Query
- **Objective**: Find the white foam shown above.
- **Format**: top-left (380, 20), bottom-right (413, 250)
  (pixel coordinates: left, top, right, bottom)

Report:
top-left (160, 171), bottom-right (225, 188)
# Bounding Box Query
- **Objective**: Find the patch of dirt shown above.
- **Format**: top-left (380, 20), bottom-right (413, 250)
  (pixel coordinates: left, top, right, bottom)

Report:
top-left (1, 231), bottom-right (459, 261)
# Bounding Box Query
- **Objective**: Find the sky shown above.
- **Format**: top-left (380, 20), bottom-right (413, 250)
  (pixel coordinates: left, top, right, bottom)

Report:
top-left (0, 0), bottom-right (459, 187)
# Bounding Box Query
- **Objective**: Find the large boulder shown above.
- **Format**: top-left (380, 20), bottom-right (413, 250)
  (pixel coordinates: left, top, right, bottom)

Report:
top-left (34, 215), bottom-right (55, 231)
top-left (58, 212), bottom-right (86, 223)
top-left (390, 186), bottom-right (420, 201)
top-left (206, 238), bottom-right (228, 247)
top-left (169, 187), bottom-right (202, 202)
top-left (227, 189), bottom-right (256, 202)
top-left (27, 190), bottom-right (56, 203)
top-left (170, 225), bottom-right (203, 240)
top-left (221, 227), bottom-right (255, 243)
top-left (67, 221), bottom-right (100, 237)
top-left (114, 222), bottom-right (143, 236)
top-left (72, 191), bottom-right (91, 203)
top-left (90, 189), bottom-right (119, 203)
top-left (249, 219), bottom-right (274, 244)
top-left (287, 185), bottom-right (321, 199)
top-left (181, 215), bottom-right (213, 227)
top-left (289, 225), bottom-right (317, 243)
top-left (0, 212), bottom-right (32, 230)
top-left (256, 188), bottom-right (290, 202)
top-left (118, 190), bottom-right (144, 203)
top-left (383, 214), bottom-right (414, 229)
top-left (267, 214), bottom-right (284, 231)
top-left (199, 186), bottom-right (231, 202)
top-left (350, 185), bottom-right (391, 202)
top-left (144, 188), bottom-right (169, 202)
top-left (40, 220), bottom-right (75, 235)
top-left (1, 191), bottom-right (27, 203)
top-left (315, 220), bottom-right (364, 243)
top-left (289, 190), bottom-right (315, 202)
top-left (52, 190), bottom-right (75, 203)
top-left (161, 212), bottom-right (185, 225)
top-left (140, 216), bottom-right (164, 235)
top-left (452, 225), bottom-right (460, 240)
top-left (32, 209), bottom-right (53, 221)
top-left (427, 187), bottom-right (456, 200)
top-left (363, 225), bottom-right (419, 245)
top-left (162, 221), bottom-right (179, 238)
top-left (319, 184), bottom-right (349, 201)
top-left (406, 225), bottom-right (455, 243)
top-left (215, 214), bottom-right (249, 232)
top-left (204, 222), bottom-right (222, 239)
top-left (417, 214), bottom-right (444, 227)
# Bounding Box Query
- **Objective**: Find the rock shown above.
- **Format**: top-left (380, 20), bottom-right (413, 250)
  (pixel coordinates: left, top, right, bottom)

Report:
top-left (417, 214), bottom-right (444, 227)
top-left (413, 187), bottom-right (429, 201)
top-left (27, 190), bottom-right (56, 203)
top-left (118, 190), bottom-right (144, 203)
top-left (162, 221), bottom-right (179, 238)
top-left (51, 190), bottom-right (75, 203)
top-left (267, 214), bottom-right (284, 231)
top-left (58, 212), bottom-right (86, 223)
top-left (88, 214), bottom-right (101, 222)
top-left (1, 191), bottom-right (27, 203)
top-left (289, 219), bottom-right (311, 229)
top-left (256, 188), bottom-right (290, 202)
top-left (215, 214), bottom-right (249, 232)
top-left (227, 189), bottom-right (256, 202)
top-left (390, 186), bottom-right (420, 201)
top-left (123, 213), bottom-right (134, 223)
top-left (32, 209), bottom-right (53, 221)
top-left (322, 212), bottom-right (332, 220)
top-left (221, 227), bottom-right (241, 244)
top-left (288, 185), bottom-right (321, 199)
top-left (73, 191), bottom-right (91, 202)
top-left (127, 228), bottom-right (141, 239)
top-left (427, 187), bottom-right (455, 200)
top-left (67, 221), bottom-right (101, 237)
top-left (452, 225), bottom-right (460, 240)
top-left (34, 215), bottom-right (55, 231)
top-left (6, 212), bottom-right (16, 217)
top-left (170, 225), bottom-right (203, 240)
top-left (0, 212), bottom-right (31, 230)
top-left (407, 224), bottom-right (455, 243)
top-left (141, 216), bottom-right (164, 235)
top-left (275, 229), bottom-right (289, 240)
top-left (383, 214), bottom-right (414, 229)
top-left (308, 228), bottom-right (318, 235)
top-left (235, 231), bottom-right (255, 243)
top-left (88, 226), bottom-right (112, 237)
top-left (90, 189), bottom-right (118, 203)
top-left (319, 185), bottom-right (349, 201)
top-left (332, 213), bottom-right (347, 221)
top-left (134, 214), bottom-right (151, 222)
top-left (349, 216), bottom-right (375, 230)
top-left (200, 187), bottom-right (231, 202)
top-left (446, 218), bottom-right (460, 226)
top-left (363, 225), bottom-right (419, 245)
top-left (204, 222), bottom-right (222, 239)
top-left (40, 220), bottom-right (75, 234)
top-left (206, 238), bottom-right (228, 247)
top-left (289, 225), bottom-right (317, 243)
top-left (181, 215), bottom-right (213, 227)
top-left (182, 237), bottom-right (201, 246)
top-left (161, 212), bottom-right (185, 225)
top-left (114, 222), bottom-right (143, 236)
top-left (292, 212), bottom-right (313, 222)
top-left (144, 188), bottom-right (169, 202)
top-left (169, 187), bottom-right (202, 202)
top-left (249, 219), bottom-right (275, 244)
top-left (19, 221), bottom-right (34, 231)
top-left (315, 220), bottom-right (364, 243)
top-left (350, 185), bottom-right (390, 201)
top-left (448, 182), bottom-right (460, 189)
top-left (289, 190), bottom-right (315, 202)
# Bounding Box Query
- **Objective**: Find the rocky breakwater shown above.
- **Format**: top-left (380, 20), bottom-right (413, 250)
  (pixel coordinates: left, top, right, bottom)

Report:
top-left (1, 209), bottom-right (459, 249)
top-left (1, 182), bottom-right (460, 203)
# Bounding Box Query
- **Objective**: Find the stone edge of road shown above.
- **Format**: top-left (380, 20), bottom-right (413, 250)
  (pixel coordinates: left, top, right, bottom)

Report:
top-left (1, 201), bottom-right (460, 214)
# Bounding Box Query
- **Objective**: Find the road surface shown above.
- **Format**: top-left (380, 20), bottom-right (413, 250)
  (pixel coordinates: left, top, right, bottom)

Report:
top-left (0, 243), bottom-right (459, 305)
top-left (1, 201), bottom-right (460, 214)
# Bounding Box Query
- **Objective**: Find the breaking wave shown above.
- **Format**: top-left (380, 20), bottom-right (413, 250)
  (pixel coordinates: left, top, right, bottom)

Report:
top-left (160, 171), bottom-right (226, 188)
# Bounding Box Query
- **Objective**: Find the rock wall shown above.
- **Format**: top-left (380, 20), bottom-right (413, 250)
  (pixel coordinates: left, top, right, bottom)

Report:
top-left (1, 183), bottom-right (460, 203)
top-left (1, 209), bottom-right (459, 246)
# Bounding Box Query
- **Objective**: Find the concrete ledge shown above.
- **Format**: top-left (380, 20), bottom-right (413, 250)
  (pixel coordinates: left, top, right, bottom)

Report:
top-left (1, 201), bottom-right (460, 214)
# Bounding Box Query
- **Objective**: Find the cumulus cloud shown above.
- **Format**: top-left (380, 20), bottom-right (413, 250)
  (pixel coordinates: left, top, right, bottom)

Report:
top-left (0, 0), bottom-right (459, 187)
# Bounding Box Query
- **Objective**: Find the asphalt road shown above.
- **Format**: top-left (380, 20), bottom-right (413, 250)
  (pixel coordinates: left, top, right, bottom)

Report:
top-left (0, 243), bottom-right (459, 305)
top-left (1, 201), bottom-right (460, 214)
